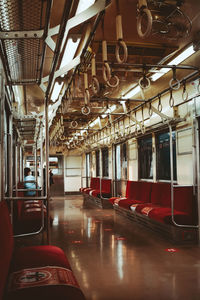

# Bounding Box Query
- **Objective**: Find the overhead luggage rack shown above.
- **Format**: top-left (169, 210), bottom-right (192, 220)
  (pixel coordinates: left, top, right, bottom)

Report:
top-left (0, 0), bottom-right (51, 84)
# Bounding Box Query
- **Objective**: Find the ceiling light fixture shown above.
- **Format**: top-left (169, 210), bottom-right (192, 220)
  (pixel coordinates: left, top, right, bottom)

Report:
top-left (51, 82), bottom-right (63, 102)
top-left (122, 85), bottom-right (141, 99)
top-left (151, 45), bottom-right (195, 82)
top-left (60, 37), bottom-right (81, 70)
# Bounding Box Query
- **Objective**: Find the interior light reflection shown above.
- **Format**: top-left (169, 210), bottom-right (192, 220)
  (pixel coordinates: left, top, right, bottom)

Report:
top-left (117, 241), bottom-right (124, 280)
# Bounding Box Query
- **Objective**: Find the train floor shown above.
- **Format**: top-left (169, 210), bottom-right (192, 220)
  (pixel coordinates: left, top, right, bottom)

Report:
top-left (49, 195), bottom-right (200, 299)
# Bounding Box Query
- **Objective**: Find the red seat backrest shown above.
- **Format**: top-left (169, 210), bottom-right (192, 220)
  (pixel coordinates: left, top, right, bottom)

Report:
top-left (174, 186), bottom-right (194, 215)
top-left (90, 178), bottom-right (100, 190)
top-left (0, 201), bottom-right (14, 300)
top-left (126, 181), bottom-right (138, 200)
top-left (101, 179), bottom-right (111, 193)
top-left (151, 182), bottom-right (170, 205)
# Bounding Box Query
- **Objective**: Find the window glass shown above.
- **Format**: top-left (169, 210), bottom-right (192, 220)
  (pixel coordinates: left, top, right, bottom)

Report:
top-left (86, 153), bottom-right (90, 178)
top-left (138, 136), bottom-right (153, 179)
top-left (115, 144), bottom-right (121, 180)
top-left (156, 131), bottom-right (177, 180)
top-left (102, 148), bottom-right (109, 177)
top-left (122, 143), bottom-right (127, 179)
top-left (95, 150), bottom-right (100, 177)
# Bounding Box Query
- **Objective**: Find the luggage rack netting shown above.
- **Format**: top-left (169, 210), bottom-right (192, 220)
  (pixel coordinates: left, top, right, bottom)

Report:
top-left (0, 0), bottom-right (46, 83)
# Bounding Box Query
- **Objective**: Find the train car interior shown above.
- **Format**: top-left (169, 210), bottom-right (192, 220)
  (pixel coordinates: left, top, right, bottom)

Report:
top-left (0, 0), bottom-right (200, 299)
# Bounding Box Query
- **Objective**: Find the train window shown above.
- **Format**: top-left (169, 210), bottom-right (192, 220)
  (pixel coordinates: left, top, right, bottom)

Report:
top-left (122, 143), bottom-right (127, 179)
top-left (102, 147), bottom-right (109, 177)
top-left (138, 136), bottom-right (153, 179)
top-left (95, 150), bottom-right (100, 177)
top-left (115, 143), bottom-right (127, 180)
top-left (86, 153), bottom-right (91, 185)
top-left (156, 131), bottom-right (177, 181)
top-left (115, 144), bottom-right (121, 180)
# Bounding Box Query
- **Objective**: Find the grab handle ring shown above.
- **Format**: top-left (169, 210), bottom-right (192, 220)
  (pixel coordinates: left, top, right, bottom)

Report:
top-left (115, 40), bottom-right (128, 64)
top-left (157, 94), bottom-right (162, 112)
top-left (103, 62), bottom-right (111, 82)
top-left (81, 106), bottom-right (90, 115)
top-left (137, 7), bottom-right (152, 38)
top-left (169, 67), bottom-right (180, 90)
top-left (182, 81), bottom-right (188, 101)
top-left (92, 76), bottom-right (100, 94)
top-left (139, 75), bottom-right (151, 89)
top-left (169, 89), bottom-right (174, 107)
top-left (107, 74), bottom-right (120, 88)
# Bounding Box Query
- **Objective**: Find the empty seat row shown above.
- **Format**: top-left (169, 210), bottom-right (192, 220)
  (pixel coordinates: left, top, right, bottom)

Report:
top-left (80, 178), bottom-right (112, 199)
top-left (109, 181), bottom-right (197, 226)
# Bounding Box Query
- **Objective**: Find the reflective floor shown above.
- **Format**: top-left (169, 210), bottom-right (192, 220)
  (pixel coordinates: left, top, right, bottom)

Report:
top-left (50, 195), bottom-right (200, 300)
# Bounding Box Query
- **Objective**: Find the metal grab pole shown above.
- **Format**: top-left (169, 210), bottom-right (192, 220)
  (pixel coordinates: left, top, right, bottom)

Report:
top-left (45, 95), bottom-right (50, 244)
top-left (169, 124), bottom-right (198, 228)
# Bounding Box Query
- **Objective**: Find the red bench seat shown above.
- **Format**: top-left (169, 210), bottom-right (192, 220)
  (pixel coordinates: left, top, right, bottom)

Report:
top-left (111, 181), bottom-right (152, 207)
top-left (89, 179), bottom-right (112, 198)
top-left (0, 201), bottom-right (85, 300)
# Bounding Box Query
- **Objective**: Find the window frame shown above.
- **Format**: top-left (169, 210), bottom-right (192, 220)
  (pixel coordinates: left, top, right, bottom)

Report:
top-left (156, 130), bottom-right (177, 181)
top-left (138, 135), bottom-right (153, 180)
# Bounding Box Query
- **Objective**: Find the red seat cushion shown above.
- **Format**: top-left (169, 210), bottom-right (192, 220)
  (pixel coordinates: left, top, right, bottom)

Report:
top-left (89, 189), bottom-right (111, 198)
top-left (135, 203), bottom-right (158, 214)
top-left (148, 207), bottom-right (193, 225)
top-left (7, 245), bottom-right (86, 300)
top-left (118, 199), bottom-right (144, 210)
top-left (109, 197), bottom-right (119, 204)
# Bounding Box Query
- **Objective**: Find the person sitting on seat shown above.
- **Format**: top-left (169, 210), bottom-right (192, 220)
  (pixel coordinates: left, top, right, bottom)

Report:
top-left (24, 167), bottom-right (36, 196)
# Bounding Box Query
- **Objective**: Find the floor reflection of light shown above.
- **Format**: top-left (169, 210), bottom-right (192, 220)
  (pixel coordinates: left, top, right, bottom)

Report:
top-left (117, 241), bottom-right (124, 280)
top-left (53, 215), bottom-right (59, 225)
top-left (82, 272), bottom-right (89, 289)
top-left (87, 218), bottom-right (92, 238)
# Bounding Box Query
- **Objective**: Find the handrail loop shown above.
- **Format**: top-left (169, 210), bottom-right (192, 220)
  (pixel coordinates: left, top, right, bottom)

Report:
top-left (139, 73), bottom-right (151, 89)
top-left (148, 102), bottom-right (153, 117)
top-left (102, 40), bottom-right (111, 82)
top-left (71, 120), bottom-right (78, 128)
top-left (92, 76), bottom-right (100, 94)
top-left (169, 89), bottom-right (174, 107)
top-left (81, 105), bottom-right (91, 115)
top-left (182, 80), bottom-right (188, 101)
top-left (157, 94), bottom-right (162, 112)
top-left (107, 72), bottom-right (120, 88)
top-left (91, 56), bottom-right (100, 94)
top-left (115, 1), bottom-right (128, 63)
top-left (137, 0), bottom-right (152, 38)
top-left (169, 67), bottom-right (180, 90)
top-left (116, 39), bottom-right (128, 64)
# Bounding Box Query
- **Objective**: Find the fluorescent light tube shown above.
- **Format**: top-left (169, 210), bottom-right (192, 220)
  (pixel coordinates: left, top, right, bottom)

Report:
top-left (51, 82), bottom-right (63, 102)
top-left (151, 45), bottom-right (195, 82)
top-left (60, 38), bottom-right (80, 69)
top-left (122, 85), bottom-right (141, 99)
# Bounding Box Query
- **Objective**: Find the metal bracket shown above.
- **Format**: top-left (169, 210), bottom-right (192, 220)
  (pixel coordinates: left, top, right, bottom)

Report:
top-left (0, 30), bottom-right (44, 39)
top-left (40, 0), bottom-right (108, 93)
top-left (150, 105), bottom-right (173, 122)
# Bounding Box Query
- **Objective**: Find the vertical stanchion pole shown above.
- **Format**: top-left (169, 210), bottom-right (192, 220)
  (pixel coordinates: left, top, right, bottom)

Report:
top-left (44, 95), bottom-right (50, 244)
top-left (0, 66), bottom-right (5, 201)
